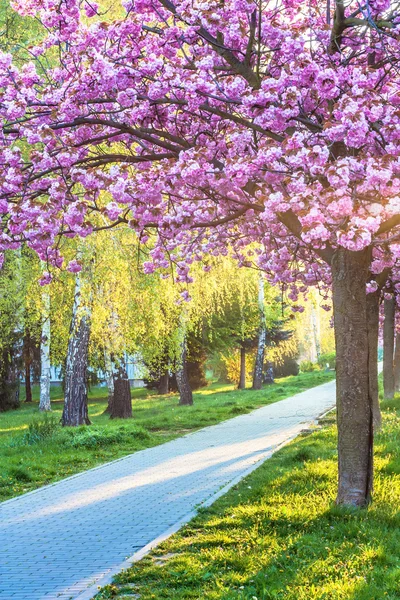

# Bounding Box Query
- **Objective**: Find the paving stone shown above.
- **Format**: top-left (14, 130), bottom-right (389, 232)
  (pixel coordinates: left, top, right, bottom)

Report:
top-left (0, 380), bottom-right (336, 600)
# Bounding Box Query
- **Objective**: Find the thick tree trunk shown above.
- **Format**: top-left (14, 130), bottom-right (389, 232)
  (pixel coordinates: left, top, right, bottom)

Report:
top-left (238, 345), bottom-right (246, 389)
top-left (394, 333), bottom-right (400, 393)
top-left (0, 343), bottom-right (21, 412)
top-left (23, 332), bottom-right (32, 403)
top-left (383, 296), bottom-right (395, 399)
top-left (331, 247), bottom-right (373, 506)
top-left (39, 291), bottom-right (51, 412)
top-left (110, 359), bottom-right (132, 418)
top-left (176, 343), bottom-right (193, 406)
top-left (62, 273), bottom-right (91, 426)
top-left (252, 276), bottom-right (266, 390)
top-left (158, 370), bottom-right (169, 395)
top-left (366, 291), bottom-right (381, 430)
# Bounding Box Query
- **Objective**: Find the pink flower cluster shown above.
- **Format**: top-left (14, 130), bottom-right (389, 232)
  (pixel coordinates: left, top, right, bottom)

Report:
top-left (0, 0), bottom-right (399, 296)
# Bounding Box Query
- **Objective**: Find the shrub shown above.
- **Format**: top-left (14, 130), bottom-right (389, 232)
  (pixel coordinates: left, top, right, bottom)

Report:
top-left (273, 357), bottom-right (300, 378)
top-left (317, 352), bottom-right (336, 370)
top-left (300, 360), bottom-right (319, 373)
top-left (8, 467), bottom-right (33, 482)
top-left (66, 425), bottom-right (151, 449)
top-left (22, 414), bottom-right (60, 445)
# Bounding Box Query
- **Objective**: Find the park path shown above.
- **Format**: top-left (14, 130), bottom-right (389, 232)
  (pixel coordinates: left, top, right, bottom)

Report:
top-left (0, 379), bottom-right (337, 600)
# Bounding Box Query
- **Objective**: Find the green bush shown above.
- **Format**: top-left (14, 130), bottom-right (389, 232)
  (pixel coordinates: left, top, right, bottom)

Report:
top-left (317, 352), bottom-right (336, 369)
top-left (22, 414), bottom-right (60, 445)
top-left (66, 425), bottom-right (151, 449)
top-left (299, 360), bottom-right (320, 373)
top-left (8, 467), bottom-right (33, 482)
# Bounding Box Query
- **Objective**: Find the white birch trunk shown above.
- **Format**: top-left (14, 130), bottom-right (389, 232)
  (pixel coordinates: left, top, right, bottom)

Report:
top-left (104, 350), bottom-right (115, 402)
top-left (62, 268), bottom-right (92, 426)
top-left (252, 275), bottom-right (267, 390)
top-left (311, 291), bottom-right (321, 361)
top-left (175, 313), bottom-right (193, 405)
top-left (39, 289), bottom-right (51, 411)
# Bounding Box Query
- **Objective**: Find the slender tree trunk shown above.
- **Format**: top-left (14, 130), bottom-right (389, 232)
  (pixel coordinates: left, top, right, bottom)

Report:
top-left (23, 331), bottom-right (32, 403)
top-left (62, 272), bottom-right (91, 426)
top-left (394, 333), bottom-right (400, 393)
top-left (238, 345), bottom-right (246, 390)
top-left (103, 350), bottom-right (114, 414)
top-left (39, 290), bottom-right (51, 412)
top-left (252, 276), bottom-right (266, 390)
top-left (311, 291), bottom-right (322, 361)
top-left (0, 342), bottom-right (21, 412)
top-left (25, 361), bottom-right (32, 403)
top-left (176, 342), bottom-right (193, 406)
top-left (366, 291), bottom-right (381, 430)
top-left (383, 296), bottom-right (395, 399)
top-left (331, 247), bottom-right (373, 506)
top-left (158, 370), bottom-right (169, 395)
top-left (110, 358), bottom-right (132, 418)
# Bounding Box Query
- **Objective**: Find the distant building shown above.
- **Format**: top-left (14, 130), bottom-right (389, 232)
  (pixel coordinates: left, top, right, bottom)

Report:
top-left (49, 354), bottom-right (146, 388)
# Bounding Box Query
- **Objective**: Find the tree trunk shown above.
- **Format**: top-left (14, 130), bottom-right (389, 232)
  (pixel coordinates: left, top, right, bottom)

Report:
top-left (331, 247), bottom-right (373, 506)
top-left (103, 351), bottom-right (114, 414)
top-left (383, 296), bottom-right (395, 399)
top-left (366, 291), bottom-right (381, 430)
top-left (39, 290), bottom-right (51, 412)
top-left (238, 345), bottom-right (246, 390)
top-left (23, 329), bottom-right (33, 403)
top-left (25, 361), bottom-right (32, 403)
top-left (252, 276), bottom-right (266, 390)
top-left (110, 359), bottom-right (132, 418)
top-left (311, 291), bottom-right (322, 361)
top-left (394, 333), bottom-right (400, 393)
top-left (23, 332), bottom-right (32, 403)
top-left (176, 342), bottom-right (193, 406)
top-left (0, 342), bottom-right (21, 412)
top-left (62, 272), bottom-right (91, 426)
top-left (158, 370), bottom-right (169, 395)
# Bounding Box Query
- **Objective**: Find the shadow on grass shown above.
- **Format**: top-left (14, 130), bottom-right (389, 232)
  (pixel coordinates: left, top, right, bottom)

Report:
top-left (100, 399), bottom-right (400, 600)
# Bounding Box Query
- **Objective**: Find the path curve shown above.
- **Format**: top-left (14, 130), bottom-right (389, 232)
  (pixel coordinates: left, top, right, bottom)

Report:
top-left (0, 379), bottom-right (336, 600)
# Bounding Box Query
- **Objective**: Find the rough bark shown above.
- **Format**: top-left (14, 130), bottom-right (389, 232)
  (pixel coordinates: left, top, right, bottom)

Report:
top-left (238, 345), bottom-right (246, 390)
top-left (331, 247), bottom-right (373, 506)
top-left (394, 333), bottom-right (400, 393)
top-left (0, 342), bottom-right (21, 412)
top-left (176, 342), bottom-right (193, 406)
top-left (39, 290), bottom-right (51, 412)
top-left (366, 291), bottom-right (381, 430)
top-left (110, 359), bottom-right (132, 419)
top-left (383, 296), bottom-right (395, 399)
top-left (62, 273), bottom-right (91, 426)
top-left (252, 276), bottom-right (266, 390)
top-left (158, 370), bottom-right (169, 395)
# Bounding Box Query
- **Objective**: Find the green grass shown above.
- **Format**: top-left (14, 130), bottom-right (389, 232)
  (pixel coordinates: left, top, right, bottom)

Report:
top-left (94, 392), bottom-right (400, 600)
top-left (0, 371), bottom-right (334, 502)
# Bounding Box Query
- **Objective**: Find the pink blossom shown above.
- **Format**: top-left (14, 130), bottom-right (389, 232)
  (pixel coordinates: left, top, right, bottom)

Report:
top-left (67, 259), bottom-right (82, 273)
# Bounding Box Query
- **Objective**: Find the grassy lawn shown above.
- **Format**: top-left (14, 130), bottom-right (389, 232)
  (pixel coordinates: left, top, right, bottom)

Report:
top-left (95, 392), bottom-right (400, 600)
top-left (0, 371), bottom-right (334, 502)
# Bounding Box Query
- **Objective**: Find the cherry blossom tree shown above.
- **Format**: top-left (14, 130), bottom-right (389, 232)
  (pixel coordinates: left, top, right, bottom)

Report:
top-left (2, 0), bottom-right (400, 504)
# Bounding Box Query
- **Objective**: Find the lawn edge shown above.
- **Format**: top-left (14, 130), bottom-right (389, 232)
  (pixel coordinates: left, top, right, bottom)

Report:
top-left (82, 402), bottom-right (336, 600)
top-left (1, 375), bottom-right (335, 507)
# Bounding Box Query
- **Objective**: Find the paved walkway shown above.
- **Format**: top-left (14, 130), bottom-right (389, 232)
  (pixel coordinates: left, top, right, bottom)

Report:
top-left (0, 379), bottom-right (336, 600)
